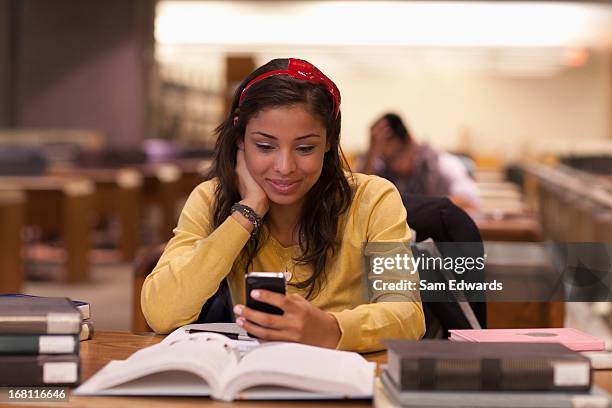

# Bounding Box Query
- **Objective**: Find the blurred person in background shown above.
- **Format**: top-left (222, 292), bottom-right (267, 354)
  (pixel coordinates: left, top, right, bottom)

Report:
top-left (359, 113), bottom-right (479, 210)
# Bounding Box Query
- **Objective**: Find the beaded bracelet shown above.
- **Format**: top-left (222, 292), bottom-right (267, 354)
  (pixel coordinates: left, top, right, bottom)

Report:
top-left (230, 203), bottom-right (263, 236)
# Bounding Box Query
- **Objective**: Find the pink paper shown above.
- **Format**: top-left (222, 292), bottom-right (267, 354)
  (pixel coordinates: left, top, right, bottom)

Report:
top-left (449, 328), bottom-right (605, 351)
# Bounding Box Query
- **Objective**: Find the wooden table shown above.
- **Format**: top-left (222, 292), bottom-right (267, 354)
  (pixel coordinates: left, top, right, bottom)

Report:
top-left (0, 176), bottom-right (95, 282)
top-left (166, 158), bottom-right (211, 197)
top-left (49, 166), bottom-right (143, 261)
top-left (39, 331), bottom-right (612, 407)
top-left (48, 158), bottom-right (209, 248)
top-left (0, 190), bottom-right (25, 293)
top-left (138, 159), bottom-right (210, 242)
top-left (137, 163), bottom-right (182, 242)
top-left (469, 211), bottom-right (543, 242)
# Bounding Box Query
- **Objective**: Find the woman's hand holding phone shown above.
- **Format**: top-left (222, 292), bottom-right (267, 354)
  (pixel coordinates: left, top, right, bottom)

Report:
top-left (233, 290), bottom-right (341, 349)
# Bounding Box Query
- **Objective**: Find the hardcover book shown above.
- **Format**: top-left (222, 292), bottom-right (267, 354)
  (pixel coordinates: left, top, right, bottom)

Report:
top-left (0, 354), bottom-right (79, 386)
top-left (0, 294), bottom-right (90, 320)
top-left (0, 296), bottom-right (81, 335)
top-left (581, 351), bottom-right (612, 370)
top-left (449, 328), bottom-right (605, 352)
top-left (0, 334), bottom-right (78, 355)
top-left (377, 371), bottom-right (610, 408)
top-left (385, 340), bottom-right (591, 392)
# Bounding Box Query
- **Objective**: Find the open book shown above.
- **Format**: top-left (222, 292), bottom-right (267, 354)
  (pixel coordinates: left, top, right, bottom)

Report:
top-left (74, 332), bottom-right (375, 401)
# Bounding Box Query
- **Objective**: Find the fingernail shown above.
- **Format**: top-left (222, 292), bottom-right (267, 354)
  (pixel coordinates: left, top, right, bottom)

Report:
top-left (233, 305), bottom-right (243, 315)
top-left (236, 317), bottom-right (245, 326)
top-left (251, 290), bottom-right (260, 299)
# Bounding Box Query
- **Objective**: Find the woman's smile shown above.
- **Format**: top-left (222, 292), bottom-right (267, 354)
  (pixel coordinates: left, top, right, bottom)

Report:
top-left (266, 178), bottom-right (302, 195)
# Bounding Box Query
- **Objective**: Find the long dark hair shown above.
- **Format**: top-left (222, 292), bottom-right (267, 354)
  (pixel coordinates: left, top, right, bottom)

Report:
top-left (205, 58), bottom-right (353, 299)
top-left (383, 112), bottom-right (412, 146)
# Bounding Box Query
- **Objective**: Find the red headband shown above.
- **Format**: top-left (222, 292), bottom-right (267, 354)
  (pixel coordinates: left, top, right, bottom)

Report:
top-left (238, 58), bottom-right (341, 118)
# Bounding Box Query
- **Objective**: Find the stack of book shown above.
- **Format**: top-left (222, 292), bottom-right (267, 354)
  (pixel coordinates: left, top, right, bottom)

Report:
top-left (1, 294), bottom-right (94, 342)
top-left (450, 328), bottom-right (611, 369)
top-left (0, 296), bottom-right (82, 386)
top-left (376, 340), bottom-right (611, 408)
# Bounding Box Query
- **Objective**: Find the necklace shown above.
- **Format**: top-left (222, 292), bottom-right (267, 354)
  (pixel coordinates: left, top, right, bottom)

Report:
top-left (269, 237), bottom-right (295, 281)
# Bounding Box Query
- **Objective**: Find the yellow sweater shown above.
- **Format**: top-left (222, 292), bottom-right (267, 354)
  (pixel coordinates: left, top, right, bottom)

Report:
top-left (141, 172), bottom-right (425, 352)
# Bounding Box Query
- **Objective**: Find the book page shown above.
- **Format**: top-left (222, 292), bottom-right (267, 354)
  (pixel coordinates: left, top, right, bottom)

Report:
top-left (162, 324), bottom-right (259, 356)
top-left (220, 343), bottom-right (374, 401)
top-left (74, 362), bottom-right (213, 396)
top-left (75, 334), bottom-right (239, 396)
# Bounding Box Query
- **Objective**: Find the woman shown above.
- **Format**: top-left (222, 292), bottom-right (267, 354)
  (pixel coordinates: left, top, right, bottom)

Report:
top-left (141, 58), bottom-right (424, 352)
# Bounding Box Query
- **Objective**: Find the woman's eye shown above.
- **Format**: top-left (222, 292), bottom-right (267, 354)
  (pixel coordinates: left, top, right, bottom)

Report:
top-left (255, 143), bottom-right (275, 151)
top-left (297, 145), bottom-right (315, 153)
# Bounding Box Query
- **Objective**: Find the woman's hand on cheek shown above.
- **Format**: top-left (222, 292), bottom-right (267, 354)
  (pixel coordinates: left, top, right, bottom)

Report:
top-left (233, 290), bottom-right (341, 349)
top-left (235, 147), bottom-right (269, 217)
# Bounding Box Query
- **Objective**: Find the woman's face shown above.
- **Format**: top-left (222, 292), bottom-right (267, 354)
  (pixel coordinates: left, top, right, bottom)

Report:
top-left (241, 104), bottom-right (329, 208)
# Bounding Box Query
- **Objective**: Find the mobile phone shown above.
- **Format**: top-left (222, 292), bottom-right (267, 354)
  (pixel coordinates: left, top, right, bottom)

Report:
top-left (245, 272), bottom-right (286, 315)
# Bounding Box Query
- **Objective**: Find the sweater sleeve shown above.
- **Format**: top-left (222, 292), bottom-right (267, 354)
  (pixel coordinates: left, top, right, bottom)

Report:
top-left (330, 177), bottom-right (425, 352)
top-left (141, 182), bottom-right (250, 334)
